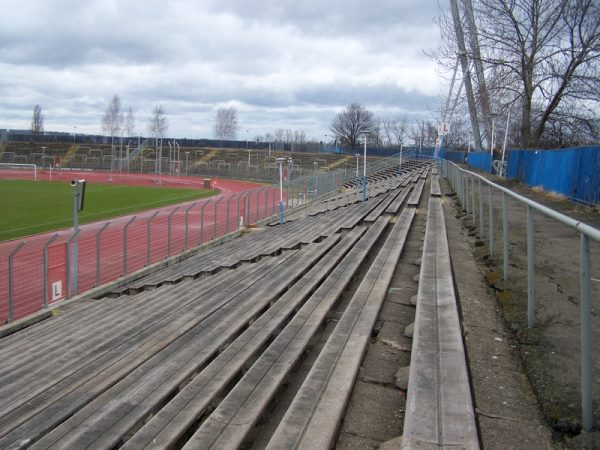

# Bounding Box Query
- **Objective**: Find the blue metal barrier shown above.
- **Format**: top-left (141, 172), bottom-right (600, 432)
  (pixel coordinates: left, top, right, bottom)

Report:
top-left (467, 152), bottom-right (492, 173)
top-left (507, 146), bottom-right (600, 205)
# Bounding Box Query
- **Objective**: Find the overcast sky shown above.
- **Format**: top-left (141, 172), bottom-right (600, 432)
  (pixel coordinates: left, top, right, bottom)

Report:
top-left (0, 0), bottom-right (443, 141)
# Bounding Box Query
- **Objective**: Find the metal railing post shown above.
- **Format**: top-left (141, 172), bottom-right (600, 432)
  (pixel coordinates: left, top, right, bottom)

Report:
top-left (237, 194), bottom-right (242, 229)
top-left (503, 192), bottom-right (509, 280)
top-left (66, 231), bottom-right (80, 298)
top-left (226, 195), bottom-right (233, 234)
top-left (213, 197), bottom-right (223, 239)
top-left (488, 185), bottom-right (494, 256)
top-left (464, 173), bottom-right (470, 215)
top-left (167, 207), bottom-right (179, 258)
top-left (479, 178), bottom-right (484, 238)
top-left (43, 234), bottom-right (59, 309)
top-left (460, 169), bottom-right (465, 207)
top-left (244, 191), bottom-right (250, 226)
top-left (255, 188), bottom-right (261, 222)
top-left (527, 205), bottom-right (535, 327)
top-left (96, 222), bottom-right (110, 287)
top-left (199, 199), bottom-right (211, 245)
top-left (8, 241), bottom-right (26, 322)
top-left (184, 202), bottom-right (197, 250)
top-left (147, 211), bottom-right (159, 266)
top-left (580, 233), bottom-right (593, 431)
top-left (444, 159), bottom-right (600, 431)
top-left (123, 216), bottom-right (136, 275)
top-left (471, 175), bottom-right (476, 220)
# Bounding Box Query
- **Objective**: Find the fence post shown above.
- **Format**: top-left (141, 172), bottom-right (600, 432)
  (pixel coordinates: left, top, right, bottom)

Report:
top-left (237, 194), bottom-right (242, 228)
top-left (167, 206), bottom-right (179, 258)
top-left (503, 192), bottom-right (509, 280)
top-left (66, 231), bottom-right (80, 299)
top-left (123, 216), bottom-right (136, 275)
top-left (580, 233), bottom-right (593, 432)
top-left (463, 173), bottom-right (469, 215)
top-left (255, 188), bottom-right (261, 222)
top-left (527, 205), bottom-right (535, 327)
top-left (8, 241), bottom-right (26, 322)
top-left (213, 197), bottom-right (223, 239)
top-left (471, 175), bottom-right (476, 220)
top-left (96, 222), bottom-right (110, 287)
top-left (226, 195), bottom-right (233, 234)
top-left (200, 199), bottom-right (211, 245)
top-left (488, 184), bottom-right (494, 256)
top-left (147, 211), bottom-right (159, 266)
top-left (479, 178), bottom-right (484, 238)
top-left (244, 193), bottom-right (250, 227)
top-left (184, 202), bottom-right (197, 251)
top-left (244, 192), bottom-right (250, 226)
top-left (43, 234), bottom-right (60, 309)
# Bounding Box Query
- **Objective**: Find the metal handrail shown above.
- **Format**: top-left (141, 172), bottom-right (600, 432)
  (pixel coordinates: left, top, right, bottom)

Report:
top-left (442, 160), bottom-right (596, 432)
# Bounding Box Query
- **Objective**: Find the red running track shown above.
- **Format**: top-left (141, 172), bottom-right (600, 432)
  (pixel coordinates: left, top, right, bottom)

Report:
top-left (0, 171), bottom-right (279, 324)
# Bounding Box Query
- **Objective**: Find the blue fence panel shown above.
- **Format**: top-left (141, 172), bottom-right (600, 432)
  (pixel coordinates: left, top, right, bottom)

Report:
top-left (574, 146), bottom-right (600, 204)
top-left (507, 146), bottom-right (600, 205)
top-left (467, 152), bottom-right (492, 173)
top-left (445, 151), bottom-right (466, 164)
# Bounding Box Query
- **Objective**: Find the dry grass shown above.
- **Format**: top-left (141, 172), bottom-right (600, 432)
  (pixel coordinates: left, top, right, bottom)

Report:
top-left (531, 185), bottom-right (568, 201)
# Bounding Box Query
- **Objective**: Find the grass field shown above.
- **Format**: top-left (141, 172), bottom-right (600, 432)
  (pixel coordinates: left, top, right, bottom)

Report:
top-left (0, 180), bottom-right (216, 242)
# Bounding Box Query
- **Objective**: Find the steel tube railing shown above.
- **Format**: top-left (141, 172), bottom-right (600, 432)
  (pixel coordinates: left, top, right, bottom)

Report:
top-left (443, 160), bottom-right (598, 431)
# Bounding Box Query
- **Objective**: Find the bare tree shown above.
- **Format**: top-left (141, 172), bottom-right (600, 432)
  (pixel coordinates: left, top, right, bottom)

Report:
top-left (284, 129), bottom-right (295, 143)
top-left (147, 105), bottom-right (168, 138)
top-left (409, 120), bottom-right (438, 148)
top-left (272, 129), bottom-right (285, 143)
top-left (124, 107), bottom-right (136, 137)
top-left (381, 117), bottom-right (409, 147)
top-left (392, 117), bottom-right (410, 147)
top-left (435, 0), bottom-right (600, 148)
top-left (101, 94), bottom-right (123, 138)
top-left (31, 104), bottom-right (44, 137)
top-left (330, 103), bottom-right (374, 149)
top-left (214, 107), bottom-right (238, 140)
top-left (293, 130), bottom-right (307, 144)
top-left (370, 120), bottom-right (384, 147)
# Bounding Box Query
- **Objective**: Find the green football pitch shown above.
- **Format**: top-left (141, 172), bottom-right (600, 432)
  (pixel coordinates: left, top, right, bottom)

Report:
top-left (0, 180), bottom-right (215, 242)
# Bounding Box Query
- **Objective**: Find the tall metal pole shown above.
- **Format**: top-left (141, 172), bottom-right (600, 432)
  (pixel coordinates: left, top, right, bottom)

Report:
top-left (450, 0), bottom-right (483, 150)
top-left (463, 0), bottom-right (492, 146)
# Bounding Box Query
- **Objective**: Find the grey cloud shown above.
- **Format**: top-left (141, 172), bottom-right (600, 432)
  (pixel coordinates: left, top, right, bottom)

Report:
top-left (0, 0), bottom-right (441, 139)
